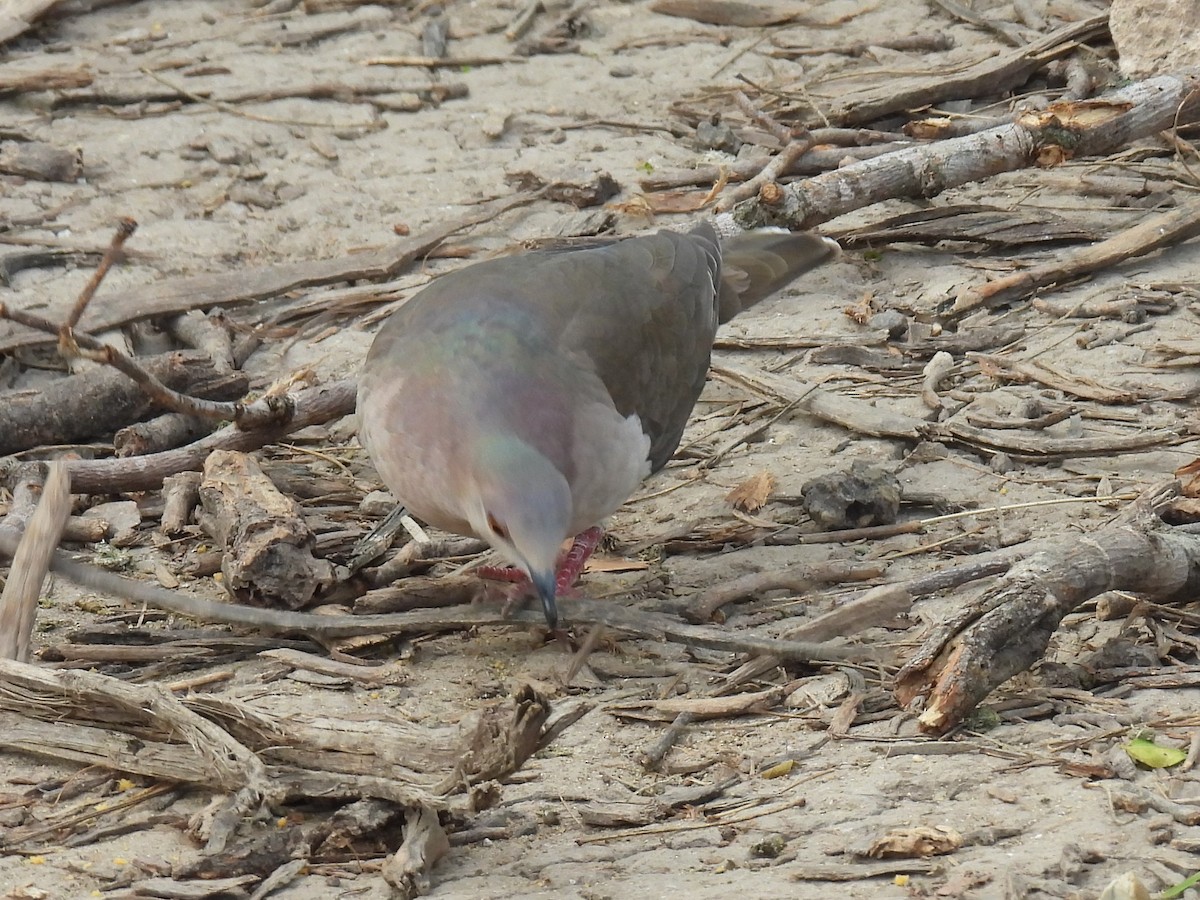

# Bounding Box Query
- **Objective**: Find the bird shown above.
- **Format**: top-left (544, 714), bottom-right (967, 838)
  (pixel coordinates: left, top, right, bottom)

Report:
top-left (357, 220), bottom-right (839, 630)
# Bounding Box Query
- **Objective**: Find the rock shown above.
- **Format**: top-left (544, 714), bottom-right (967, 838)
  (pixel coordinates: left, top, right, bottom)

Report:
top-left (869, 309), bottom-right (909, 339)
top-left (1110, 0), bottom-right (1200, 78)
top-left (801, 460), bottom-right (901, 530)
top-left (694, 118), bottom-right (742, 155)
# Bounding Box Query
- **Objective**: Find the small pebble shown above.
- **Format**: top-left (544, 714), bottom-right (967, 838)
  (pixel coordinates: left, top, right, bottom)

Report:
top-left (869, 309), bottom-right (909, 338)
top-left (695, 119), bottom-right (742, 155)
top-left (989, 451), bottom-right (1013, 473)
top-left (1017, 397), bottom-right (1044, 418)
top-left (750, 834), bottom-right (787, 859)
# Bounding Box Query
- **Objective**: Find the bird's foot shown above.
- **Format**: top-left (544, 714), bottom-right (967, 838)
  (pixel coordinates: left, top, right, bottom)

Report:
top-left (477, 526), bottom-right (605, 597)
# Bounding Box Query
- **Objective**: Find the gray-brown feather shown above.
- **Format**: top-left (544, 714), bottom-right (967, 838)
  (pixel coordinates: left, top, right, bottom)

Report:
top-left (717, 228), bottom-right (841, 322)
top-left (358, 222), bottom-right (837, 526)
top-left (546, 224), bottom-right (723, 472)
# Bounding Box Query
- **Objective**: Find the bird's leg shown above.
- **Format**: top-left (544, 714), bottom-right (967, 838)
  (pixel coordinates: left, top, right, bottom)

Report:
top-left (475, 564), bottom-right (527, 585)
top-left (480, 527), bottom-right (604, 645)
top-left (478, 526), bottom-right (605, 596)
top-left (554, 526), bottom-right (603, 595)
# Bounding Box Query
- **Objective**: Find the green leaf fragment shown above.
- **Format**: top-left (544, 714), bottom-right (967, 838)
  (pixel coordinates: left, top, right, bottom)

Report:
top-left (1123, 737), bottom-right (1186, 769)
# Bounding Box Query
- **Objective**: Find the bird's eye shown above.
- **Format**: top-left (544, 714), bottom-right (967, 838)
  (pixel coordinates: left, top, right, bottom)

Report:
top-left (485, 512), bottom-right (508, 540)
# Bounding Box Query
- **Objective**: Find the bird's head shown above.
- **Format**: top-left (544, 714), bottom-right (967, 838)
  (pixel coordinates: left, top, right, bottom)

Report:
top-left (467, 435), bottom-right (572, 630)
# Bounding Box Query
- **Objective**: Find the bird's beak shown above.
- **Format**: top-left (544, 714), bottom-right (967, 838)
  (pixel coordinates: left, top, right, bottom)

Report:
top-left (530, 569), bottom-right (559, 630)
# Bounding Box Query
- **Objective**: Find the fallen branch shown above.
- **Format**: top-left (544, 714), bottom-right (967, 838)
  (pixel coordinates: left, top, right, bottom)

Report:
top-left (0, 658), bottom-right (269, 794)
top-left (0, 656), bottom-right (553, 873)
top-left (779, 545), bottom-right (1039, 657)
top-left (0, 345), bottom-right (249, 454)
top-left (638, 139), bottom-right (911, 192)
top-left (53, 70), bottom-right (468, 111)
top-left (0, 518), bottom-right (867, 664)
top-left (895, 481), bottom-right (1200, 734)
top-left (60, 378), bottom-right (357, 493)
top-left (950, 195), bottom-right (1200, 317)
top-left (733, 72), bottom-right (1200, 231)
top-left (821, 14), bottom-right (1105, 125)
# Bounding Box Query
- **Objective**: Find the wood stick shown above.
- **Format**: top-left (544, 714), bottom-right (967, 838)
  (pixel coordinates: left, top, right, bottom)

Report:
top-left (895, 481), bottom-right (1196, 734)
top-left (951, 195), bottom-right (1200, 317)
top-left (734, 71), bottom-right (1200, 231)
top-left (0, 463), bottom-right (69, 661)
top-left (0, 64), bottom-right (92, 94)
top-left (639, 139), bottom-right (911, 191)
top-left (0, 349), bottom-right (248, 456)
top-left (766, 32), bottom-right (952, 59)
top-left (688, 561), bottom-right (884, 622)
top-left (824, 14), bottom-right (1104, 125)
top-left (363, 55), bottom-right (524, 68)
top-left (60, 378), bottom-right (357, 494)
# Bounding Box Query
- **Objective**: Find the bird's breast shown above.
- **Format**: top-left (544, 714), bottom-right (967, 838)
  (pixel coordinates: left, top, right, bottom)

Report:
top-left (359, 311), bottom-right (650, 537)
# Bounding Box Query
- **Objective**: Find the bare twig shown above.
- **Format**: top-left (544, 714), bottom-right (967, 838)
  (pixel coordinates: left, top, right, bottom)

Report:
top-left (0, 463), bottom-right (69, 661)
top-left (952, 195), bottom-right (1200, 317)
top-left (639, 712), bottom-right (696, 772)
top-left (689, 561), bottom-right (884, 622)
top-left (363, 55), bottom-right (524, 68)
top-left (766, 32), bottom-right (952, 59)
top-left (63, 218), bottom-right (136, 329)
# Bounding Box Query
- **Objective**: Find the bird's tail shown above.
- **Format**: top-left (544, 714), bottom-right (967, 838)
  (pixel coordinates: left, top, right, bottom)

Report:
top-left (717, 229), bottom-right (840, 322)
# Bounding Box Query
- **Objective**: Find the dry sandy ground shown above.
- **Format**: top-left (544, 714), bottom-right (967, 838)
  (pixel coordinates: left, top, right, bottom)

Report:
top-left (3, 0), bottom-right (1200, 898)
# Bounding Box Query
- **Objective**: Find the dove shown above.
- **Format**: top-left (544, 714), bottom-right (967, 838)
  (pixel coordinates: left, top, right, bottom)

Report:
top-left (357, 221), bottom-right (839, 630)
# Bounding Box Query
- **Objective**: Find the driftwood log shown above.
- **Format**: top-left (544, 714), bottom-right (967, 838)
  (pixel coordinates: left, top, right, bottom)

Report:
top-left (0, 657), bottom-right (551, 889)
top-left (0, 350), bottom-right (248, 455)
top-left (732, 71), bottom-right (1200, 231)
top-left (197, 450), bottom-right (335, 610)
top-left (896, 482), bottom-right (1200, 734)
